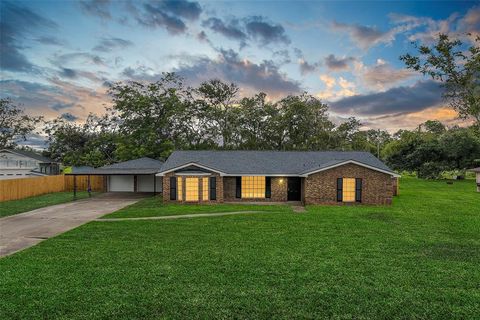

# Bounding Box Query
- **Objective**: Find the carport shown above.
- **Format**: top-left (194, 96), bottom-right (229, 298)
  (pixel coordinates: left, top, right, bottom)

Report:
top-left (67, 157), bottom-right (163, 196)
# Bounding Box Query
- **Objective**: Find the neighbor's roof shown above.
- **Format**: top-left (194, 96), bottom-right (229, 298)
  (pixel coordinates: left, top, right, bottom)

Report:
top-left (470, 167), bottom-right (480, 173)
top-left (67, 157), bottom-right (164, 175)
top-left (158, 151), bottom-right (398, 176)
top-left (1, 149), bottom-right (54, 163)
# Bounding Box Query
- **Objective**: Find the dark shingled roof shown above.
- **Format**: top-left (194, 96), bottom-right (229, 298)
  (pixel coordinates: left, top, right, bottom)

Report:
top-left (67, 157), bottom-right (164, 175)
top-left (2, 149), bottom-right (54, 163)
top-left (159, 151), bottom-right (397, 176)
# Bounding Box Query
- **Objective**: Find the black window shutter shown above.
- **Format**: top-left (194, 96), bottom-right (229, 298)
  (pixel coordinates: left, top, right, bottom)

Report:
top-left (170, 176), bottom-right (177, 200)
top-left (210, 177), bottom-right (217, 200)
top-left (235, 177), bottom-right (241, 198)
top-left (265, 177), bottom-right (271, 198)
top-left (355, 178), bottom-right (362, 203)
top-left (336, 178), bottom-right (343, 202)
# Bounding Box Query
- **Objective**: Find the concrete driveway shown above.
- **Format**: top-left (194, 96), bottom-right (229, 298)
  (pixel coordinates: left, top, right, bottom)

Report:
top-left (0, 193), bottom-right (149, 257)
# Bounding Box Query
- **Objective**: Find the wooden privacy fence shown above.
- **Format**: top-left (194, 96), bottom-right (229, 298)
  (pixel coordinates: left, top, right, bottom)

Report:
top-left (0, 175), bottom-right (104, 202)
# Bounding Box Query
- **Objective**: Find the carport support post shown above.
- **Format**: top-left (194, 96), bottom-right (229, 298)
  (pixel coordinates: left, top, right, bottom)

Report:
top-left (73, 175), bottom-right (77, 199)
top-left (87, 175), bottom-right (91, 197)
top-left (153, 174), bottom-right (157, 196)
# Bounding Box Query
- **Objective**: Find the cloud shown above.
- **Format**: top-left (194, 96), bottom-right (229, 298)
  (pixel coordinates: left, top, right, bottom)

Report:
top-left (324, 54), bottom-right (356, 71)
top-left (298, 59), bottom-right (320, 75)
top-left (136, 0), bottom-right (202, 34)
top-left (0, 1), bottom-right (57, 72)
top-left (316, 74), bottom-right (356, 100)
top-left (244, 16), bottom-right (290, 45)
top-left (202, 15), bottom-right (290, 47)
top-left (59, 113), bottom-right (79, 121)
top-left (159, 0), bottom-right (202, 20)
top-left (388, 6), bottom-right (479, 44)
top-left (330, 80), bottom-right (443, 116)
top-left (52, 102), bottom-right (75, 111)
top-left (34, 36), bottom-right (65, 46)
top-left (79, 0), bottom-right (111, 19)
top-left (457, 5), bottom-right (480, 40)
top-left (59, 68), bottom-right (77, 79)
top-left (331, 20), bottom-right (414, 50)
top-left (122, 49), bottom-right (302, 98)
top-left (360, 59), bottom-right (414, 89)
top-left (0, 79), bottom-right (110, 120)
top-left (57, 67), bottom-right (103, 82)
top-left (93, 37), bottom-right (134, 52)
top-left (202, 17), bottom-right (247, 46)
top-left (51, 52), bottom-right (105, 66)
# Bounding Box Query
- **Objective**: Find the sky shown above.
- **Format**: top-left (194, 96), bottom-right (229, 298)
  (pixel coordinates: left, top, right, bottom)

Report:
top-left (1, 0), bottom-right (479, 145)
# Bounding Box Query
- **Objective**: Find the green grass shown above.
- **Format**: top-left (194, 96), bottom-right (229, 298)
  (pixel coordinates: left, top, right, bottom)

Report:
top-left (0, 191), bottom-right (95, 218)
top-left (1, 178), bottom-right (479, 319)
top-left (102, 196), bottom-right (293, 218)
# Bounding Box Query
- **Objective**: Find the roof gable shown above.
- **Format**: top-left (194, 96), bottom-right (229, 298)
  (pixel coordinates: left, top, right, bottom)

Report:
top-left (0, 149), bottom-right (53, 163)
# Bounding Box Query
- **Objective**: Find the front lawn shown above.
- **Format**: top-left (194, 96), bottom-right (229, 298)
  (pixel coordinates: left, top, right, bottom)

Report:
top-left (102, 196), bottom-right (293, 218)
top-left (0, 191), bottom-right (94, 218)
top-left (0, 178), bottom-right (479, 319)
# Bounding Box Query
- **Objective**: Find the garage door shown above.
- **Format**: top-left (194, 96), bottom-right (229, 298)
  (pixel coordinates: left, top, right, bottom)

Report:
top-left (108, 175), bottom-right (134, 192)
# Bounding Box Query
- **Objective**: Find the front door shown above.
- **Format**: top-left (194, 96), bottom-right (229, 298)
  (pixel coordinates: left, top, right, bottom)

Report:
top-left (287, 177), bottom-right (301, 201)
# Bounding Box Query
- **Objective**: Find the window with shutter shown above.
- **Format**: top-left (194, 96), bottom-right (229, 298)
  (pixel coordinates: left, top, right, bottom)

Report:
top-left (355, 178), bottom-right (362, 203)
top-left (170, 176), bottom-right (177, 200)
top-left (265, 177), bottom-right (271, 198)
top-left (210, 177), bottom-right (216, 200)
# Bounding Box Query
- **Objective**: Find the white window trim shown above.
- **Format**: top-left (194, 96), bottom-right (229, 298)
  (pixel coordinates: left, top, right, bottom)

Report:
top-left (156, 162), bottom-right (225, 176)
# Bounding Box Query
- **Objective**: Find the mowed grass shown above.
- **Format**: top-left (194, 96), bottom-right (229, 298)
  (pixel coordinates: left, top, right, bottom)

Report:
top-left (103, 196), bottom-right (293, 218)
top-left (1, 178), bottom-right (479, 319)
top-left (0, 191), bottom-right (94, 218)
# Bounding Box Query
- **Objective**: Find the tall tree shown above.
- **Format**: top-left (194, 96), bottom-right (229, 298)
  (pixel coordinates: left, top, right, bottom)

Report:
top-left (0, 98), bottom-right (42, 149)
top-left (277, 93), bottom-right (334, 150)
top-left (195, 79), bottom-right (239, 149)
top-left (400, 34), bottom-right (480, 125)
top-left (108, 73), bottom-right (189, 160)
top-left (44, 113), bottom-right (118, 167)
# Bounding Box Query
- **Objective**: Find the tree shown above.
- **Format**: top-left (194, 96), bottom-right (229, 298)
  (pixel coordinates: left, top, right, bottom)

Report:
top-left (108, 73), bottom-right (189, 160)
top-left (276, 93), bottom-right (335, 150)
top-left (0, 98), bottom-right (42, 149)
top-left (195, 79), bottom-right (239, 149)
top-left (400, 34), bottom-right (480, 125)
top-left (44, 113), bottom-right (118, 167)
top-left (421, 120), bottom-right (446, 135)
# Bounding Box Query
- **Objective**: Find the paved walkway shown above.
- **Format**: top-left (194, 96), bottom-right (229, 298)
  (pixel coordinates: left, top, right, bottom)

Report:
top-left (97, 210), bottom-right (264, 221)
top-left (0, 193), bottom-right (147, 257)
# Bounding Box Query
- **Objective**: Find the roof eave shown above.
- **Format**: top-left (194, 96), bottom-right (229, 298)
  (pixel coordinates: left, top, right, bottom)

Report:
top-left (300, 160), bottom-right (401, 178)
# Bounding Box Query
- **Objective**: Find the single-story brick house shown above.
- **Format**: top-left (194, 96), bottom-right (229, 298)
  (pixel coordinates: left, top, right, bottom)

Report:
top-left (156, 151), bottom-right (400, 205)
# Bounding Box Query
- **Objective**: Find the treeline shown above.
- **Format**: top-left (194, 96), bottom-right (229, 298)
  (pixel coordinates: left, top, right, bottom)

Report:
top-left (43, 73), bottom-right (395, 165)
top-left (2, 73), bottom-right (479, 179)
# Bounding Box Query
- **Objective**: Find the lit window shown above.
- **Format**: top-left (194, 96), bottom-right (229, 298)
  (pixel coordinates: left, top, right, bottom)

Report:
top-left (177, 177), bottom-right (183, 201)
top-left (241, 176), bottom-right (265, 198)
top-left (185, 178), bottom-right (199, 201)
top-left (343, 178), bottom-right (355, 202)
top-left (202, 178), bottom-right (209, 201)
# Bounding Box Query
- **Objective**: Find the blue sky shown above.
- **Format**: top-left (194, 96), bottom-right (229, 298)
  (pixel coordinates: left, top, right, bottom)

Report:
top-left (1, 0), bottom-right (479, 134)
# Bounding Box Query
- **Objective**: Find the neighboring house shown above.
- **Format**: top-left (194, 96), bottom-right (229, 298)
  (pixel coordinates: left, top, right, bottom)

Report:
top-left (0, 149), bottom-right (60, 180)
top-left (68, 157), bottom-right (163, 193)
top-left (470, 167), bottom-right (480, 192)
top-left (157, 151), bottom-right (400, 205)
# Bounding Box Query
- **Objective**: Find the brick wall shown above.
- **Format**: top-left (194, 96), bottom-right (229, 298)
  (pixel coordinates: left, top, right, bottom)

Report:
top-left (223, 176), bottom-right (288, 201)
top-left (304, 163), bottom-right (393, 205)
top-left (162, 172), bottom-right (224, 203)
